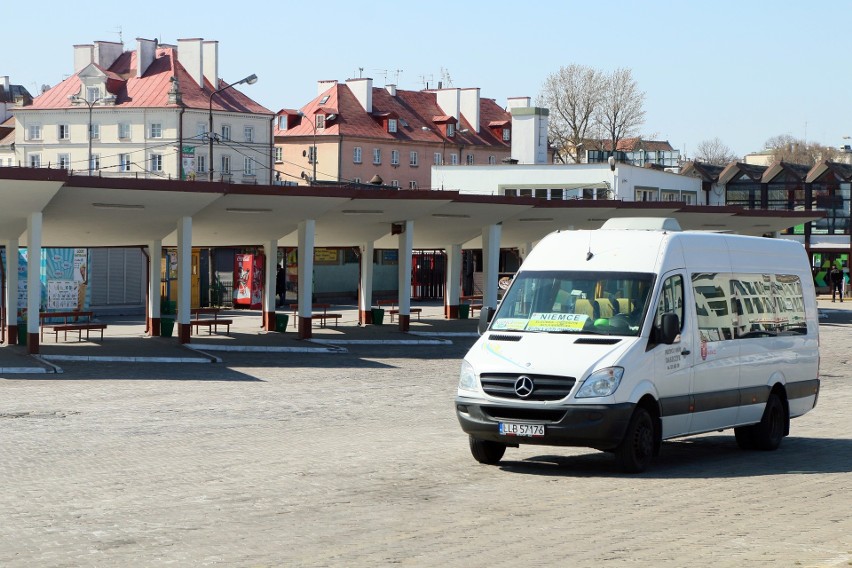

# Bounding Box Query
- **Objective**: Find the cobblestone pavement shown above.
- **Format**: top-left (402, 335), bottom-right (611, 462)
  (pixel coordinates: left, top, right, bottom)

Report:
top-left (0, 302), bottom-right (850, 567)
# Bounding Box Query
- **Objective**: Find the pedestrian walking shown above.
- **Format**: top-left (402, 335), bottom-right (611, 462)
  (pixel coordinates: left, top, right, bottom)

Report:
top-left (830, 265), bottom-right (843, 302)
top-left (276, 265), bottom-right (286, 307)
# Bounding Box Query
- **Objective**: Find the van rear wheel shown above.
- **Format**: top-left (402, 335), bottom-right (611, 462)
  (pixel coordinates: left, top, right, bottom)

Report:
top-left (751, 393), bottom-right (787, 451)
top-left (469, 436), bottom-right (506, 465)
top-left (616, 407), bottom-right (655, 473)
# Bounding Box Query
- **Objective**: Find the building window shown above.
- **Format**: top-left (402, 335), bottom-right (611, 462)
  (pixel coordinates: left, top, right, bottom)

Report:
top-left (58, 153), bottom-right (70, 169)
top-left (29, 154), bottom-right (41, 168)
top-left (149, 153), bottom-right (162, 172)
top-left (488, 155), bottom-right (496, 165)
top-left (391, 150), bottom-right (400, 166)
top-left (391, 180), bottom-right (399, 187)
top-left (409, 180), bottom-right (418, 189)
top-left (373, 148), bottom-right (381, 165)
top-left (635, 188), bottom-right (657, 202)
top-left (244, 126), bottom-right (254, 142)
top-left (221, 155), bottom-right (231, 174)
top-left (90, 154), bottom-right (100, 172)
top-left (307, 146), bottom-right (317, 164)
top-left (244, 157), bottom-right (254, 176)
top-left (274, 147), bottom-right (283, 163)
top-left (388, 118), bottom-right (397, 133)
top-left (353, 177), bottom-right (361, 184)
top-left (58, 124), bottom-right (70, 140)
top-left (466, 154), bottom-right (474, 165)
top-left (149, 123), bottom-right (162, 138)
top-left (119, 154), bottom-right (131, 172)
top-left (447, 124), bottom-right (455, 137)
top-left (434, 152), bottom-right (442, 165)
top-left (86, 87), bottom-right (100, 102)
top-left (502, 128), bottom-right (511, 141)
top-left (27, 125), bottom-right (42, 140)
top-left (316, 115), bottom-right (325, 130)
top-left (221, 125), bottom-right (231, 141)
top-left (682, 191), bottom-right (697, 205)
top-left (197, 123), bottom-right (207, 138)
top-left (197, 155), bottom-right (206, 173)
top-left (353, 146), bottom-right (362, 164)
top-left (409, 151), bottom-right (418, 166)
top-left (90, 123), bottom-right (100, 140)
top-left (119, 123), bottom-right (131, 140)
top-left (450, 154), bottom-right (459, 165)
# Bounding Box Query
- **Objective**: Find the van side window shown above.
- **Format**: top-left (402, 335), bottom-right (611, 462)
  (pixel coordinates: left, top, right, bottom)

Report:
top-left (655, 275), bottom-right (684, 331)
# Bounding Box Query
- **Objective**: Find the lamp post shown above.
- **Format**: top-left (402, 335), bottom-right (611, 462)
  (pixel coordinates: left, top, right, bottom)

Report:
top-left (296, 111), bottom-right (317, 184)
top-left (608, 155), bottom-right (616, 199)
top-left (208, 73), bottom-right (258, 182)
top-left (68, 94), bottom-right (115, 175)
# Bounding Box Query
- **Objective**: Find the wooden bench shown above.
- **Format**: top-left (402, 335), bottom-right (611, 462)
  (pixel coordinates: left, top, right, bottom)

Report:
top-left (375, 299), bottom-right (422, 323)
top-left (39, 311), bottom-right (107, 342)
top-left (190, 307), bottom-right (232, 335)
top-left (289, 303), bottom-right (342, 328)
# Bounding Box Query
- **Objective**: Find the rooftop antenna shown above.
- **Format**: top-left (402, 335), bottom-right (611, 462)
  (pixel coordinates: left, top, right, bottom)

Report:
top-left (113, 25), bottom-right (123, 44)
top-left (393, 69), bottom-right (403, 84)
top-left (440, 67), bottom-right (453, 87)
top-left (373, 69), bottom-right (388, 84)
top-left (358, 67), bottom-right (364, 78)
top-left (419, 74), bottom-right (434, 90)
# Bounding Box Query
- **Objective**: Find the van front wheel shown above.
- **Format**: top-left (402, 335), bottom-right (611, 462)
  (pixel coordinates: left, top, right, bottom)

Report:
top-left (616, 407), bottom-right (655, 473)
top-left (469, 436), bottom-right (506, 465)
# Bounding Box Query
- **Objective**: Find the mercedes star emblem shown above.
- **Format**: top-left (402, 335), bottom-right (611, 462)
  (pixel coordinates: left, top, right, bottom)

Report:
top-left (514, 375), bottom-right (534, 398)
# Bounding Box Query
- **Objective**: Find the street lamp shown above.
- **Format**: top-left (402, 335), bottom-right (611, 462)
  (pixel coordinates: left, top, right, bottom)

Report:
top-left (296, 111), bottom-right (317, 184)
top-left (208, 73), bottom-right (258, 182)
top-left (68, 94), bottom-right (115, 175)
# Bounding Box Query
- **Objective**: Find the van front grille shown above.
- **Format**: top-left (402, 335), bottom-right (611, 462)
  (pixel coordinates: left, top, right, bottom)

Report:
top-left (482, 406), bottom-right (566, 422)
top-left (480, 373), bottom-right (576, 401)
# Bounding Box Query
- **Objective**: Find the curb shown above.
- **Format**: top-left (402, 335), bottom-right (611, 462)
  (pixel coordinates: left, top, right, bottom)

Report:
top-left (191, 343), bottom-right (348, 353)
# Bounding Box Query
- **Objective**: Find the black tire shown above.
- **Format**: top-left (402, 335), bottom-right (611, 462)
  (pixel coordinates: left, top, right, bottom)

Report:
top-left (616, 407), bottom-right (655, 473)
top-left (751, 393), bottom-right (787, 451)
top-left (469, 436), bottom-right (506, 465)
top-left (734, 425), bottom-right (757, 450)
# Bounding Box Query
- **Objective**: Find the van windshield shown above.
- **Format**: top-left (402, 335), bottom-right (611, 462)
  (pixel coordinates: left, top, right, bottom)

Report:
top-left (491, 270), bottom-right (655, 336)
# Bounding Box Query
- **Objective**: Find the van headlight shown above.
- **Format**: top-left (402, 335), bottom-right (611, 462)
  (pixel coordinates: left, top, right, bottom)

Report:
top-left (458, 360), bottom-right (479, 392)
top-left (576, 367), bottom-right (624, 398)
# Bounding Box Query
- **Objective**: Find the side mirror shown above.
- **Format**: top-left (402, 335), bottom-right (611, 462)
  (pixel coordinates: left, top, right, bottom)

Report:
top-left (658, 313), bottom-right (680, 344)
top-left (478, 306), bottom-right (495, 335)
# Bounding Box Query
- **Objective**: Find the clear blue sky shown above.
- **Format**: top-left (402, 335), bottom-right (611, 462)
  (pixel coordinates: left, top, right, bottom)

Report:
top-left (5, 0), bottom-right (849, 159)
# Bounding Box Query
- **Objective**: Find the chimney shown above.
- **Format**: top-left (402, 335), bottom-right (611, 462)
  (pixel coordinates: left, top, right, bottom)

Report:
top-left (136, 37), bottom-right (157, 78)
top-left (317, 79), bottom-right (337, 96)
top-left (73, 44), bottom-right (94, 73)
top-left (346, 77), bottom-right (373, 113)
top-left (202, 40), bottom-right (219, 88)
top-left (94, 41), bottom-right (123, 70)
top-left (386, 84), bottom-right (397, 96)
top-left (511, 107), bottom-right (549, 165)
top-left (460, 88), bottom-right (480, 133)
top-left (0, 76), bottom-right (9, 96)
top-left (506, 96), bottom-right (531, 110)
top-left (177, 38), bottom-right (204, 88)
top-left (436, 88), bottom-right (461, 124)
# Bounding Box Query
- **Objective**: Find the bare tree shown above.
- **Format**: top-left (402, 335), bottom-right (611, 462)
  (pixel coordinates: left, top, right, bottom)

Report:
top-left (763, 135), bottom-right (840, 167)
top-left (695, 137), bottom-right (739, 165)
top-left (597, 68), bottom-right (645, 159)
top-left (537, 65), bottom-right (604, 163)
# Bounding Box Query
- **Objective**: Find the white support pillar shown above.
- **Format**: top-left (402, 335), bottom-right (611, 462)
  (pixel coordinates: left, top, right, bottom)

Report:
top-left (26, 213), bottom-right (42, 353)
top-left (297, 220), bottom-right (315, 338)
top-left (397, 220), bottom-right (414, 331)
top-left (263, 240), bottom-right (277, 331)
top-left (482, 223), bottom-right (502, 310)
top-left (445, 244), bottom-right (462, 318)
top-left (4, 238), bottom-right (19, 344)
top-left (359, 241), bottom-right (375, 324)
top-left (148, 239), bottom-right (162, 336)
top-left (176, 216), bottom-right (192, 343)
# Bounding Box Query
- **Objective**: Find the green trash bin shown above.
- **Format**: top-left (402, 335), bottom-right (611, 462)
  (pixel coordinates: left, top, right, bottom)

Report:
top-left (161, 317), bottom-right (175, 338)
top-left (276, 313), bottom-right (289, 332)
top-left (459, 303), bottom-right (470, 319)
top-left (371, 307), bottom-right (385, 325)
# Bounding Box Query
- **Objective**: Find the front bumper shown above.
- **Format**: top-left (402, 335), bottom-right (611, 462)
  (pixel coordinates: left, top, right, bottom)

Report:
top-left (456, 397), bottom-right (635, 451)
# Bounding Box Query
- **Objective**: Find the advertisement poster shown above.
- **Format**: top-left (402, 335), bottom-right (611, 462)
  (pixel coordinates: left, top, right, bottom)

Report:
top-left (182, 146), bottom-right (196, 180)
top-left (0, 248), bottom-right (91, 316)
top-left (235, 254), bottom-right (264, 309)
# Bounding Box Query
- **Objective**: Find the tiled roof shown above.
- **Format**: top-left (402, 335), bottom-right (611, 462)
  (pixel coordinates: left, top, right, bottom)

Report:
top-left (26, 47), bottom-right (271, 114)
top-left (0, 84), bottom-right (33, 105)
top-left (601, 138), bottom-right (675, 152)
top-left (275, 83), bottom-right (511, 150)
top-left (0, 117), bottom-right (14, 145)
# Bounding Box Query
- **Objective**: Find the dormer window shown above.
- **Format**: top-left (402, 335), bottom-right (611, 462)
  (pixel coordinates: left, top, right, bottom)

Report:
top-left (502, 128), bottom-right (511, 141)
top-left (86, 86), bottom-right (100, 102)
top-left (388, 119), bottom-right (398, 133)
top-left (447, 123), bottom-right (455, 137)
top-left (316, 114), bottom-right (325, 130)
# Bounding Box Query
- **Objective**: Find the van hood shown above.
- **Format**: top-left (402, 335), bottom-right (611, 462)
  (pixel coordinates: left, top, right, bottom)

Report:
top-left (466, 331), bottom-right (637, 383)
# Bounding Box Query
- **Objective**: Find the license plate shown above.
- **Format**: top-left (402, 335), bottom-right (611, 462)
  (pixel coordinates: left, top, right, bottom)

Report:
top-left (499, 422), bottom-right (545, 437)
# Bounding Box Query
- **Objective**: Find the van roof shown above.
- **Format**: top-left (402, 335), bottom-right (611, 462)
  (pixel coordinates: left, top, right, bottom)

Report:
top-left (601, 217), bottom-right (682, 231)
